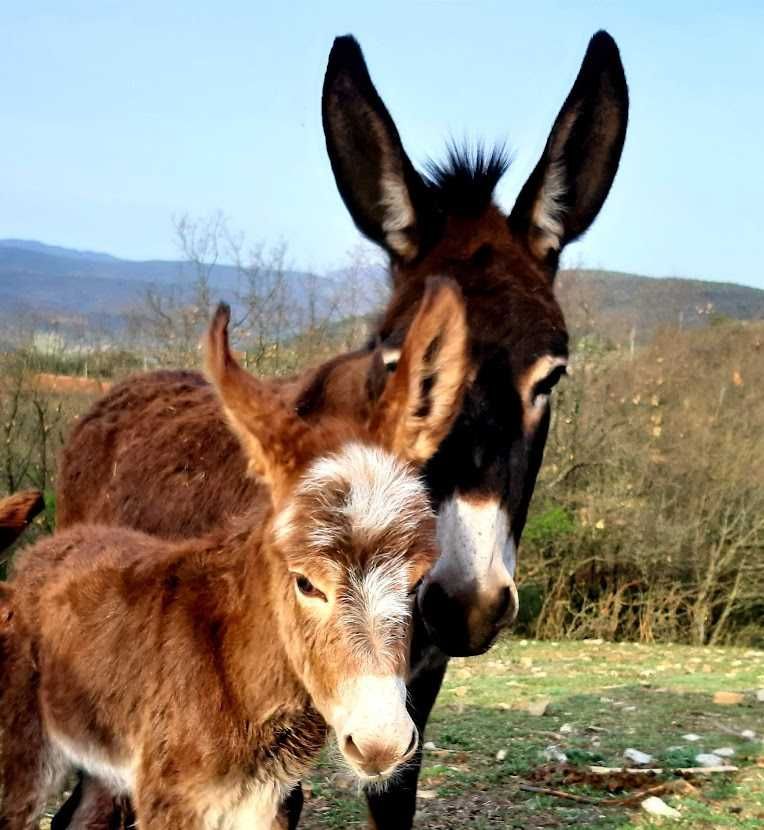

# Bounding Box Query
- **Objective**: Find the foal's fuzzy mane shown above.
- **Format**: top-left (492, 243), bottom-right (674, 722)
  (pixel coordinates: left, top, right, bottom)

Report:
top-left (425, 143), bottom-right (511, 217)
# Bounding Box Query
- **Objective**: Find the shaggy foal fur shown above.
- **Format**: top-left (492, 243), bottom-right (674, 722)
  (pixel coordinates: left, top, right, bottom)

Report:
top-left (0, 281), bottom-right (469, 830)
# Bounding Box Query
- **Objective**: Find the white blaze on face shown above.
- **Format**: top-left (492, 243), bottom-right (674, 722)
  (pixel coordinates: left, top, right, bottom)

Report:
top-left (342, 557), bottom-right (412, 669)
top-left (428, 496), bottom-right (517, 615)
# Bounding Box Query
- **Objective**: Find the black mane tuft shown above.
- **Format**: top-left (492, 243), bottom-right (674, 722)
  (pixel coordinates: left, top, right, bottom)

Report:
top-left (425, 143), bottom-right (510, 217)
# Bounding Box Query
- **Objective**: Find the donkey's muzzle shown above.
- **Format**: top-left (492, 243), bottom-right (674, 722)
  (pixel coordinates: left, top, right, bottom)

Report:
top-left (419, 579), bottom-right (518, 656)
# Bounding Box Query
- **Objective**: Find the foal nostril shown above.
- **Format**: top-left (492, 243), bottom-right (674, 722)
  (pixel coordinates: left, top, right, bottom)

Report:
top-left (342, 734), bottom-right (366, 766)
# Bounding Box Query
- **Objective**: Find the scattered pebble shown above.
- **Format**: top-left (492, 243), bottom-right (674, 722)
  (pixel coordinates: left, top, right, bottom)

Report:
top-left (496, 749), bottom-right (507, 762)
top-left (682, 733), bottom-right (702, 742)
top-left (741, 729), bottom-right (756, 741)
top-left (712, 747), bottom-right (736, 757)
top-left (641, 796), bottom-right (680, 819)
top-left (559, 723), bottom-right (574, 734)
top-left (756, 689), bottom-right (764, 702)
top-left (714, 691), bottom-right (745, 705)
top-left (527, 698), bottom-right (551, 717)
top-left (423, 741), bottom-right (437, 751)
top-left (543, 745), bottom-right (568, 763)
top-left (696, 753), bottom-right (724, 767)
top-left (453, 686), bottom-right (468, 698)
top-left (417, 789), bottom-right (437, 800)
top-left (624, 748), bottom-right (653, 766)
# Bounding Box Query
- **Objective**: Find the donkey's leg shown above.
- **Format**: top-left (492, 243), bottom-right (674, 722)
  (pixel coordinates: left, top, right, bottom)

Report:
top-left (365, 650), bottom-right (449, 830)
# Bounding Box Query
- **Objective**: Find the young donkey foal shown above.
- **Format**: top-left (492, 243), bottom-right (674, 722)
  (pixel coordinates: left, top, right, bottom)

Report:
top-left (0, 282), bottom-right (469, 830)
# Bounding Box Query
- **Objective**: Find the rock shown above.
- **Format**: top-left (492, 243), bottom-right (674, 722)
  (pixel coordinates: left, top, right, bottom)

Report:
top-left (714, 691), bottom-right (745, 705)
top-left (712, 747), bottom-right (736, 757)
top-left (423, 741), bottom-right (437, 751)
top-left (696, 753), bottom-right (724, 767)
top-left (542, 745), bottom-right (568, 764)
top-left (682, 733), bottom-right (702, 742)
top-left (527, 698), bottom-right (551, 716)
top-left (624, 748), bottom-right (653, 766)
top-left (741, 730), bottom-right (756, 741)
top-left (756, 689), bottom-right (764, 702)
top-left (496, 749), bottom-right (507, 761)
top-left (417, 789), bottom-right (437, 800)
top-left (453, 686), bottom-right (468, 698)
top-left (559, 723), bottom-right (574, 734)
top-left (641, 796), bottom-right (680, 819)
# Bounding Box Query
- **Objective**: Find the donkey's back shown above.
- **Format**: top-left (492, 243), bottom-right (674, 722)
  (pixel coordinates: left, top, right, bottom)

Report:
top-left (57, 370), bottom-right (261, 538)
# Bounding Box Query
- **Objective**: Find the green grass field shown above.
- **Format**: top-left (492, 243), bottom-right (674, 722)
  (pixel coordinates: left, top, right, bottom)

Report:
top-left (301, 639), bottom-right (764, 829)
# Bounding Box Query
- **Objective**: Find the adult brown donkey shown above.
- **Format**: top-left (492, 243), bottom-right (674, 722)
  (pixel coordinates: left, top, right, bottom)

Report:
top-left (52, 31), bottom-right (628, 830)
top-left (1, 283), bottom-right (467, 830)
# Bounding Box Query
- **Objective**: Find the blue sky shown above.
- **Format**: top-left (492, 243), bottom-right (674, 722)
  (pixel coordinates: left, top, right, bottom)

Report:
top-left (2, 2), bottom-right (763, 288)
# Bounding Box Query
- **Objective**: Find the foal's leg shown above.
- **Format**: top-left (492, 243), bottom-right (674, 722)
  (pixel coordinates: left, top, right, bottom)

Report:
top-left (0, 726), bottom-right (67, 830)
top-left (51, 775), bottom-right (132, 830)
top-left (364, 653), bottom-right (449, 830)
top-left (275, 784), bottom-right (304, 830)
top-left (0, 639), bottom-right (67, 830)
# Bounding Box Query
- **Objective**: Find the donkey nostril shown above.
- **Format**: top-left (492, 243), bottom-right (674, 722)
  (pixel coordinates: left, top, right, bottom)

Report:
top-left (494, 585), bottom-right (517, 625)
top-left (343, 734), bottom-right (366, 766)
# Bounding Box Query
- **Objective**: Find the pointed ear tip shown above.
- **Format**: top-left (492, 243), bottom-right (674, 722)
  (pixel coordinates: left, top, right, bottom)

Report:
top-left (211, 302), bottom-right (231, 332)
top-left (587, 30), bottom-right (626, 71)
top-left (327, 34), bottom-right (364, 68)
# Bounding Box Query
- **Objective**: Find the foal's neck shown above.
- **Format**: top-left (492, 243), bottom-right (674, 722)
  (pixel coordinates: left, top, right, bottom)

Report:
top-left (221, 519), bottom-right (312, 724)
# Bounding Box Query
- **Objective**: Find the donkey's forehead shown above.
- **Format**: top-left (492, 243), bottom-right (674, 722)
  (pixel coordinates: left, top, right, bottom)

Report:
top-left (273, 442), bottom-right (434, 566)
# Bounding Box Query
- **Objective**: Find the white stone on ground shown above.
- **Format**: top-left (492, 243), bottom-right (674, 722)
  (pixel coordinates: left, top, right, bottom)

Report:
top-left (695, 753), bottom-right (724, 767)
top-left (624, 748), bottom-right (653, 765)
top-left (641, 796), bottom-right (680, 819)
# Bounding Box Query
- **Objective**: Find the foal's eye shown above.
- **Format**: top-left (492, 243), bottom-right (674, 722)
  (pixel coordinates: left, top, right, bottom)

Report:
top-left (293, 573), bottom-right (328, 602)
top-left (408, 577), bottom-right (424, 597)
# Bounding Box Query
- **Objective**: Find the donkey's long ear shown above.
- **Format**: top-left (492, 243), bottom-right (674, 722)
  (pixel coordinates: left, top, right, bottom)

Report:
top-left (0, 490), bottom-right (43, 553)
top-left (322, 35), bottom-right (437, 261)
top-left (509, 31), bottom-right (628, 266)
top-left (371, 278), bottom-right (469, 465)
top-left (204, 304), bottom-right (307, 498)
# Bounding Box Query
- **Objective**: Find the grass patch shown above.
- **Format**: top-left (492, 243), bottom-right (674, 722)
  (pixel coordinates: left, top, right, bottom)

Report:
top-left (300, 638), bottom-right (764, 828)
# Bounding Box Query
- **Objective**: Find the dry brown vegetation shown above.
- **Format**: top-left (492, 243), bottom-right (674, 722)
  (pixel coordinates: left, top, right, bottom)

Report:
top-left (521, 320), bottom-right (764, 646)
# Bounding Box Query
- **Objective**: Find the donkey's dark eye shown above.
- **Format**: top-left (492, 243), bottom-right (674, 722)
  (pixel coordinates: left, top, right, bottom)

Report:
top-left (533, 365), bottom-right (567, 399)
top-left (293, 573), bottom-right (327, 602)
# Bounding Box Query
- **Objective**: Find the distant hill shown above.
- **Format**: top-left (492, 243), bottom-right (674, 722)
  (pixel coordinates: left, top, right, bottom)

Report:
top-left (555, 269), bottom-right (764, 345)
top-left (1, 240), bottom-right (763, 345)
top-left (0, 239), bottom-right (337, 339)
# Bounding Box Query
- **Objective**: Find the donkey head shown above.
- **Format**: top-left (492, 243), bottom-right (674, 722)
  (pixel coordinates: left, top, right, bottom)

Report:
top-left (322, 32), bottom-right (628, 654)
top-left (204, 279), bottom-right (469, 781)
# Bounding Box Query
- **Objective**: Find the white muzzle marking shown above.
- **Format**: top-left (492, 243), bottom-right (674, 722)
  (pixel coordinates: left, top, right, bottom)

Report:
top-left (332, 675), bottom-right (415, 777)
top-left (428, 496), bottom-right (517, 615)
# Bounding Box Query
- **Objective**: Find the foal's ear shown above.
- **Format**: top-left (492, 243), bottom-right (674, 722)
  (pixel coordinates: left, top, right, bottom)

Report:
top-left (204, 304), bottom-right (306, 497)
top-left (371, 278), bottom-right (469, 465)
top-left (0, 490), bottom-right (44, 553)
top-left (322, 35), bottom-right (436, 261)
top-left (509, 31), bottom-right (628, 266)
